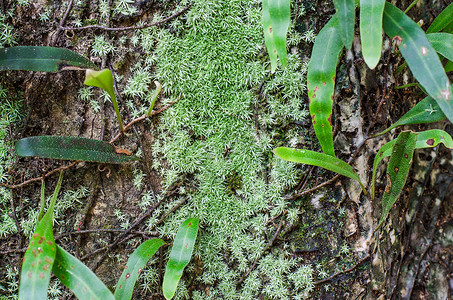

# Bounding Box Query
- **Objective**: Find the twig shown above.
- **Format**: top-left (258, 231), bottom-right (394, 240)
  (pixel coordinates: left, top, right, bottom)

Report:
top-left (60, 6), bottom-right (190, 32)
top-left (51, 0), bottom-right (74, 46)
top-left (55, 228), bottom-right (160, 240)
top-left (0, 161), bottom-right (79, 189)
top-left (286, 174), bottom-right (340, 200)
top-left (313, 254), bottom-right (370, 285)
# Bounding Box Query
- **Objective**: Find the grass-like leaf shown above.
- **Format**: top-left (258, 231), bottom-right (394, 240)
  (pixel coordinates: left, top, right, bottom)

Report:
top-left (15, 136), bottom-right (138, 164)
top-left (427, 33), bottom-right (453, 62)
top-left (377, 131), bottom-right (417, 229)
top-left (0, 46), bottom-right (96, 72)
top-left (53, 245), bottom-right (115, 300)
top-left (426, 2), bottom-right (453, 34)
top-left (373, 89), bottom-right (449, 137)
top-left (360, 0), bottom-right (385, 68)
top-left (163, 218), bottom-right (199, 300)
top-left (307, 14), bottom-right (343, 157)
top-left (274, 147), bottom-right (366, 193)
top-left (262, 0), bottom-right (290, 72)
top-left (372, 129), bottom-right (453, 199)
top-left (383, 2), bottom-right (452, 123)
top-left (84, 69), bottom-right (123, 131)
top-left (333, 0), bottom-right (355, 49)
top-left (114, 239), bottom-right (166, 300)
top-left (19, 172), bottom-right (63, 300)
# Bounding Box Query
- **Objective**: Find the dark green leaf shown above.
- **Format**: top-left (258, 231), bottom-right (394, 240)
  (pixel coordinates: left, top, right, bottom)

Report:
top-left (0, 46), bottom-right (96, 72)
top-left (360, 0), bottom-right (385, 68)
top-left (373, 90), bottom-right (449, 137)
top-left (427, 33), bottom-right (453, 62)
top-left (163, 218), bottom-right (199, 300)
top-left (19, 172), bottom-right (63, 300)
top-left (333, 0), bottom-right (355, 49)
top-left (84, 69), bottom-right (123, 131)
top-left (114, 239), bottom-right (166, 300)
top-left (377, 131), bottom-right (417, 229)
top-left (263, 0), bottom-right (291, 72)
top-left (307, 14), bottom-right (343, 156)
top-left (15, 136), bottom-right (138, 164)
top-left (383, 3), bottom-right (453, 123)
top-left (445, 60), bottom-right (453, 72)
top-left (274, 147), bottom-right (366, 193)
top-left (426, 2), bottom-right (453, 34)
top-left (372, 129), bottom-right (453, 199)
top-left (53, 245), bottom-right (115, 300)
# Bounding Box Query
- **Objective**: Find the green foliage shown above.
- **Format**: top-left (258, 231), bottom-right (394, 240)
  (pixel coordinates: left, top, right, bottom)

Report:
top-left (19, 171), bottom-right (63, 300)
top-left (377, 131), bottom-right (416, 229)
top-left (15, 136), bottom-right (137, 163)
top-left (262, 0), bottom-right (291, 72)
top-left (426, 2), bottom-right (453, 34)
top-left (0, 46), bottom-right (96, 72)
top-left (163, 218), bottom-right (199, 300)
top-left (333, 0), bottom-right (355, 49)
top-left (307, 14), bottom-right (343, 156)
top-left (359, 0), bottom-right (385, 68)
top-left (84, 68), bottom-right (124, 131)
top-left (427, 33), bottom-right (453, 62)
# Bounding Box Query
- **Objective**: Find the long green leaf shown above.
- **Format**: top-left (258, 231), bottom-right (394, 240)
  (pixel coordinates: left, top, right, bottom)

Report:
top-left (163, 218), bottom-right (199, 300)
top-left (84, 69), bottom-right (123, 131)
top-left (427, 33), bottom-right (453, 62)
top-left (446, 60), bottom-right (453, 72)
top-left (15, 136), bottom-right (137, 164)
top-left (263, 0), bottom-right (291, 72)
top-left (372, 129), bottom-right (453, 199)
top-left (374, 89), bottom-right (449, 137)
top-left (360, 0), bottom-right (385, 68)
top-left (307, 14), bottom-right (343, 156)
top-left (52, 245), bottom-right (115, 300)
top-left (0, 46), bottom-right (96, 72)
top-left (274, 147), bottom-right (366, 193)
top-left (333, 0), bottom-right (355, 49)
top-left (114, 239), bottom-right (166, 300)
top-left (383, 2), bottom-right (453, 123)
top-left (19, 172), bottom-right (64, 300)
top-left (377, 131), bottom-right (417, 229)
top-left (426, 2), bottom-right (453, 34)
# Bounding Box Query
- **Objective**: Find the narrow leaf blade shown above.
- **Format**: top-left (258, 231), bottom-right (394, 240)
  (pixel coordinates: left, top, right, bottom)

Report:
top-left (19, 172), bottom-right (64, 300)
top-left (263, 0), bottom-right (278, 72)
top-left (427, 33), bottom-right (453, 62)
top-left (52, 245), bottom-right (115, 300)
top-left (114, 239), bottom-right (166, 300)
top-left (15, 136), bottom-right (138, 164)
top-left (307, 15), bottom-right (344, 156)
top-left (333, 0), bottom-right (355, 49)
top-left (378, 131), bottom-right (417, 229)
top-left (360, 0), bottom-right (385, 68)
top-left (163, 218), bottom-right (199, 300)
top-left (383, 2), bottom-right (452, 123)
top-left (0, 46), bottom-right (96, 72)
top-left (274, 147), bottom-right (365, 192)
top-left (426, 2), bottom-right (453, 34)
top-left (268, 0), bottom-right (291, 68)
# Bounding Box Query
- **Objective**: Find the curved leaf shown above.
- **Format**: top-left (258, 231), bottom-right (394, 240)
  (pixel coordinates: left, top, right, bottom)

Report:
top-left (372, 129), bottom-right (453, 199)
top-left (377, 131), bottom-right (417, 229)
top-left (263, 0), bottom-right (290, 72)
top-left (360, 0), bottom-right (385, 68)
top-left (307, 14), bottom-right (344, 156)
top-left (274, 147), bottom-right (366, 193)
top-left (84, 69), bottom-right (123, 131)
top-left (333, 0), bottom-right (355, 49)
top-left (383, 2), bottom-right (452, 123)
top-left (15, 136), bottom-right (138, 164)
top-left (114, 239), bottom-right (166, 300)
top-left (53, 245), bottom-right (115, 300)
top-left (0, 46), bottom-right (96, 72)
top-left (446, 60), bottom-right (453, 72)
top-left (163, 218), bottom-right (199, 300)
top-left (427, 33), bottom-right (453, 62)
top-left (19, 172), bottom-right (63, 300)
top-left (426, 2), bottom-right (453, 34)
top-left (374, 89), bottom-right (449, 137)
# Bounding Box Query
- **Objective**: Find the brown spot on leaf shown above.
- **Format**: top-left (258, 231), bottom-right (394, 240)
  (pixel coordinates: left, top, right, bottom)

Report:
top-left (421, 46), bottom-right (428, 55)
top-left (45, 257), bottom-right (53, 264)
top-left (38, 237), bottom-right (45, 244)
top-left (426, 138), bottom-right (435, 146)
top-left (138, 268), bottom-right (142, 274)
top-left (314, 86), bottom-right (319, 92)
top-left (404, 153), bottom-right (408, 159)
top-left (46, 240), bottom-right (53, 246)
top-left (188, 222), bottom-right (192, 226)
top-left (327, 114), bottom-right (332, 126)
top-left (118, 285), bottom-right (122, 289)
top-left (32, 249), bottom-right (37, 257)
top-left (28, 272), bottom-right (32, 278)
top-left (269, 27), bottom-right (272, 34)
top-left (125, 273), bottom-right (130, 279)
top-left (37, 247), bottom-right (43, 254)
top-left (384, 174), bottom-right (392, 193)
top-left (39, 272), bottom-right (45, 279)
top-left (186, 243), bottom-right (189, 249)
top-left (33, 233), bottom-right (39, 238)
top-left (43, 265), bottom-right (49, 271)
top-left (323, 82), bottom-right (326, 85)
top-left (394, 167), bottom-right (399, 174)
